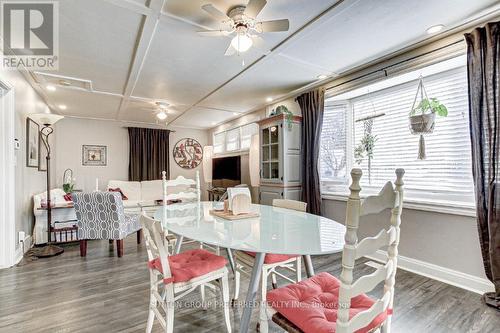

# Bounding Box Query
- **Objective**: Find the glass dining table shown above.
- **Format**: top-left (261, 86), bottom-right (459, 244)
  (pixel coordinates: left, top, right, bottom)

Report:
top-left (154, 201), bottom-right (346, 333)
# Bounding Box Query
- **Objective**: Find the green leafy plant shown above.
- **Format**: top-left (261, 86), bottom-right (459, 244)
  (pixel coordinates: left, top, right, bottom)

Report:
top-left (275, 105), bottom-right (293, 130)
top-left (354, 119), bottom-right (377, 184)
top-left (411, 97), bottom-right (448, 117)
top-left (63, 183), bottom-right (74, 194)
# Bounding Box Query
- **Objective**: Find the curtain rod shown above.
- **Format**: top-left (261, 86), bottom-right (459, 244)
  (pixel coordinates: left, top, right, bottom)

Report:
top-left (324, 39), bottom-right (464, 93)
top-left (122, 126), bottom-right (176, 132)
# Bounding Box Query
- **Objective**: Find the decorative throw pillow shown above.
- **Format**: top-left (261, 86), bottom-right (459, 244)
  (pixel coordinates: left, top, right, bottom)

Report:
top-left (108, 188), bottom-right (128, 200)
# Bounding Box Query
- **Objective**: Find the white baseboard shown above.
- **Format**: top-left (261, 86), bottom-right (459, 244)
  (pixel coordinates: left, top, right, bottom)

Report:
top-left (14, 235), bottom-right (32, 266)
top-left (366, 250), bottom-right (494, 295)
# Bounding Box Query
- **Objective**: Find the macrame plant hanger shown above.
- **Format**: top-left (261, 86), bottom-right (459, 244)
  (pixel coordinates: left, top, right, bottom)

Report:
top-left (409, 76), bottom-right (435, 160)
top-left (355, 90), bottom-right (385, 184)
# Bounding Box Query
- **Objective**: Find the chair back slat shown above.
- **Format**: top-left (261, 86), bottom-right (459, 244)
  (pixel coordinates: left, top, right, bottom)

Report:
top-left (349, 260), bottom-right (394, 298)
top-left (360, 182), bottom-right (397, 216)
top-left (272, 199), bottom-right (307, 212)
top-left (336, 168), bottom-right (404, 333)
top-left (162, 171), bottom-right (201, 204)
top-left (354, 226), bottom-right (397, 260)
top-left (140, 214), bottom-right (173, 280)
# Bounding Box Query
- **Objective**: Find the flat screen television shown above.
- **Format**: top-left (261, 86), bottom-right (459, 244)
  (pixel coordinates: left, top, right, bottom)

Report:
top-left (212, 156), bottom-right (241, 181)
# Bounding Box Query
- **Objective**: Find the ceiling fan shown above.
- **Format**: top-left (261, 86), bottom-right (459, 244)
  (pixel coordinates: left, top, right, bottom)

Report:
top-left (140, 101), bottom-right (170, 121)
top-left (197, 0), bottom-right (290, 56)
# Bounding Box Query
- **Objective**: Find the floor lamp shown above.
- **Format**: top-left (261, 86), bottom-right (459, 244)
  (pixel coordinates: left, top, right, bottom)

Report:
top-left (29, 113), bottom-right (64, 258)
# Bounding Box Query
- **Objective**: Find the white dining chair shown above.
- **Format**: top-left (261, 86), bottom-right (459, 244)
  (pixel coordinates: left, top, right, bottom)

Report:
top-left (233, 199), bottom-right (306, 329)
top-left (263, 168), bottom-right (404, 333)
top-left (141, 213), bottom-right (232, 333)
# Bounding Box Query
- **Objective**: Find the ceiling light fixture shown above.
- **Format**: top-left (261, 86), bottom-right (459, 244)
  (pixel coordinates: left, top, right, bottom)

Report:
top-left (266, 97), bottom-right (273, 102)
top-left (59, 80), bottom-right (71, 86)
top-left (46, 85), bottom-right (56, 91)
top-left (231, 33), bottom-right (253, 53)
top-left (156, 111), bottom-right (167, 120)
top-left (426, 24), bottom-right (445, 34)
top-left (317, 74), bottom-right (328, 80)
top-left (58, 104), bottom-right (67, 110)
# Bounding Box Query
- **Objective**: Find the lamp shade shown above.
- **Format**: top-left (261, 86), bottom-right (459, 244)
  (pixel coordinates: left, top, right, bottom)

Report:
top-left (202, 145), bottom-right (213, 183)
top-left (29, 113), bottom-right (64, 126)
top-left (249, 134), bottom-right (260, 187)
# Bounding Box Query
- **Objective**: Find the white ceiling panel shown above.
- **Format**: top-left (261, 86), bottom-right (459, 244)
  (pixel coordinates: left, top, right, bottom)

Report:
top-left (37, 0), bottom-right (143, 94)
top-left (171, 107), bottom-right (237, 129)
top-left (132, 16), bottom-right (265, 105)
top-left (46, 89), bottom-right (122, 119)
top-left (198, 54), bottom-right (323, 112)
top-left (279, 0), bottom-right (499, 75)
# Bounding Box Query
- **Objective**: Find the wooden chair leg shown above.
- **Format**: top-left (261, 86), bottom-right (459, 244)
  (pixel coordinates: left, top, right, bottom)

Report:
top-left (136, 230), bottom-right (142, 244)
top-left (80, 240), bottom-right (87, 257)
top-left (116, 239), bottom-right (124, 257)
top-left (109, 240), bottom-right (113, 244)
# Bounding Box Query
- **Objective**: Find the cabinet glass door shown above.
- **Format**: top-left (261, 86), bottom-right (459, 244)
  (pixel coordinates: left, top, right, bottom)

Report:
top-left (261, 125), bottom-right (280, 181)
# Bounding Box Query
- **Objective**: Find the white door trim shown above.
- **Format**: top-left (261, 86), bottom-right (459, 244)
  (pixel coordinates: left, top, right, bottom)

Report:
top-left (0, 78), bottom-right (16, 269)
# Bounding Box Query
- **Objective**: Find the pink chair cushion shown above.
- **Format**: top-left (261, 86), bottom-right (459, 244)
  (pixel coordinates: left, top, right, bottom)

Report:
top-left (148, 249), bottom-right (227, 284)
top-left (244, 251), bottom-right (298, 264)
top-left (267, 272), bottom-right (390, 333)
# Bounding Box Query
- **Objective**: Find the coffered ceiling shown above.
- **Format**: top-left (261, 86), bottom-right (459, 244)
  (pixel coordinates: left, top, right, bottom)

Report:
top-left (22, 0), bottom-right (499, 129)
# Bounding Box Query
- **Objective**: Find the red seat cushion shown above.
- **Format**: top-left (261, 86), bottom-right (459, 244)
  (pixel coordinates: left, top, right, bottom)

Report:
top-left (148, 249), bottom-right (227, 284)
top-left (267, 272), bottom-right (390, 333)
top-left (244, 251), bottom-right (298, 264)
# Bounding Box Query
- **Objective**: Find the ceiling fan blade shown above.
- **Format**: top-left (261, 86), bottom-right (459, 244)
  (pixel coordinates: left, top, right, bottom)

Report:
top-left (201, 4), bottom-right (230, 21)
top-left (197, 30), bottom-right (229, 37)
top-left (244, 0), bottom-right (267, 18)
top-left (258, 19), bottom-right (289, 32)
top-left (224, 43), bottom-right (236, 56)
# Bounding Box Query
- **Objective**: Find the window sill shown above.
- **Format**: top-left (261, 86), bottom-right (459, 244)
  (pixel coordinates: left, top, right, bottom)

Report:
top-left (321, 193), bottom-right (477, 217)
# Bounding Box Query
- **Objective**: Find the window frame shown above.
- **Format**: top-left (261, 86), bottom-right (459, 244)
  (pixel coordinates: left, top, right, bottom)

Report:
top-left (320, 57), bottom-right (476, 216)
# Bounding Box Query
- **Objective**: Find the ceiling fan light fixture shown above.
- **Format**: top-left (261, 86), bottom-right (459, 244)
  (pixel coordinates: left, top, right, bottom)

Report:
top-left (231, 34), bottom-right (253, 53)
top-left (156, 111), bottom-right (168, 120)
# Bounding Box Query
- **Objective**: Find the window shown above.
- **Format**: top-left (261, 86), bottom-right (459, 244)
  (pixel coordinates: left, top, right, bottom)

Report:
top-left (240, 123), bottom-right (259, 150)
top-left (320, 56), bottom-right (474, 207)
top-left (225, 128), bottom-right (241, 151)
top-left (213, 132), bottom-right (225, 154)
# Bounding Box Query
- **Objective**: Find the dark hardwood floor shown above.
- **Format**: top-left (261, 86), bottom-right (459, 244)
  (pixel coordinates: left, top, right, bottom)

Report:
top-left (0, 237), bottom-right (498, 333)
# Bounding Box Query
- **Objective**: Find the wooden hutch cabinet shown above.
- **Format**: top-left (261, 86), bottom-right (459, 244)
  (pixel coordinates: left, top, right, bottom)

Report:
top-left (257, 114), bottom-right (302, 205)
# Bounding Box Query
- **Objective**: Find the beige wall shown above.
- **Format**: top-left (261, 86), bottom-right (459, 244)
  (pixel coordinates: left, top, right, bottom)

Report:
top-left (322, 198), bottom-right (486, 280)
top-left (54, 118), bottom-right (209, 199)
top-left (0, 68), bottom-right (51, 249)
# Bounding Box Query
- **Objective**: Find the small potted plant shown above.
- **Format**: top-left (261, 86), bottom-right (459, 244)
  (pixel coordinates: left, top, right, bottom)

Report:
top-left (274, 105), bottom-right (293, 130)
top-left (409, 97), bottom-right (448, 134)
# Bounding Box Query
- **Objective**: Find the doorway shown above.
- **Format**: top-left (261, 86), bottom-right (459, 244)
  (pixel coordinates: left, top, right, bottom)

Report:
top-left (0, 79), bottom-right (16, 268)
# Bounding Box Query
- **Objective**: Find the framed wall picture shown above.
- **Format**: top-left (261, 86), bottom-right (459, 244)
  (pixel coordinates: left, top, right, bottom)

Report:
top-left (82, 145), bottom-right (107, 166)
top-left (172, 138), bottom-right (203, 169)
top-left (26, 117), bottom-right (40, 168)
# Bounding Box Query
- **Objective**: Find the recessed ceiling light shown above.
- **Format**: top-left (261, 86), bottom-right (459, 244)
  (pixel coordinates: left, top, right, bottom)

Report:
top-left (317, 74), bottom-right (328, 80)
top-left (59, 80), bottom-right (71, 86)
top-left (58, 104), bottom-right (67, 110)
top-left (233, 112), bottom-right (239, 115)
top-left (46, 85), bottom-right (56, 91)
top-left (266, 97), bottom-right (273, 102)
top-left (156, 111), bottom-right (167, 120)
top-left (426, 24), bottom-right (445, 34)
top-left (211, 122), bottom-right (217, 126)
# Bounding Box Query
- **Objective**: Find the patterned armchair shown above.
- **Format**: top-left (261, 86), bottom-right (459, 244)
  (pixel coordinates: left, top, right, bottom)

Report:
top-left (72, 192), bottom-right (142, 257)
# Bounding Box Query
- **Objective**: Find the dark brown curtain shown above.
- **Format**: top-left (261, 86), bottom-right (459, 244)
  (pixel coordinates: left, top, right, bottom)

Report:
top-left (128, 127), bottom-right (170, 181)
top-left (296, 88), bottom-right (325, 215)
top-left (465, 21), bottom-right (500, 310)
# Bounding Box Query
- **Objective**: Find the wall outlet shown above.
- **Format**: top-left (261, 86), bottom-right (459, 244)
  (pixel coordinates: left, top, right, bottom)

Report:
top-left (18, 231), bottom-right (25, 244)
top-left (14, 138), bottom-right (20, 150)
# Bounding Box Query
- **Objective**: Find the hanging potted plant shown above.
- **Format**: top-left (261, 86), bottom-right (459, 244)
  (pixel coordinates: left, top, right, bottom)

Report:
top-left (354, 119), bottom-right (377, 184)
top-left (409, 77), bottom-right (448, 159)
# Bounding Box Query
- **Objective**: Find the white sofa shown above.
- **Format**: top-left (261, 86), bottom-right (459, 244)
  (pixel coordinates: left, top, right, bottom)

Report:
top-left (107, 180), bottom-right (163, 208)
